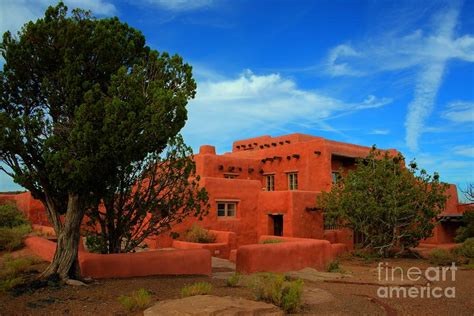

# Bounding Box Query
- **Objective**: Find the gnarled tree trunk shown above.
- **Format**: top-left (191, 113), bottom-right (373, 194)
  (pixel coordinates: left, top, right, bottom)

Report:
top-left (41, 193), bottom-right (85, 280)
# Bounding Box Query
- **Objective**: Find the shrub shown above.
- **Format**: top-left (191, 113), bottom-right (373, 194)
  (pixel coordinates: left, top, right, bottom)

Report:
top-left (281, 279), bottom-right (304, 313)
top-left (249, 273), bottom-right (304, 313)
top-left (181, 282), bottom-right (213, 297)
top-left (455, 211), bottom-right (474, 243)
top-left (183, 224), bottom-right (216, 244)
top-left (428, 249), bottom-right (461, 266)
top-left (326, 260), bottom-right (343, 273)
top-left (0, 224), bottom-right (31, 251)
top-left (0, 203), bottom-right (28, 228)
top-left (226, 273), bottom-right (241, 287)
top-left (0, 255), bottom-right (41, 292)
top-left (352, 249), bottom-right (381, 262)
top-left (457, 238), bottom-right (474, 258)
top-left (117, 288), bottom-right (152, 311)
top-left (260, 239), bottom-right (284, 244)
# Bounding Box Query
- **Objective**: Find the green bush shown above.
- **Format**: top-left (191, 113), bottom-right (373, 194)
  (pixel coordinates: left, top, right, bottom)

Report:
top-left (457, 238), bottom-right (474, 258)
top-left (260, 239), bottom-right (284, 244)
top-left (0, 255), bottom-right (41, 292)
top-left (226, 273), bottom-right (241, 287)
top-left (117, 288), bottom-right (152, 311)
top-left (0, 203), bottom-right (28, 228)
top-left (184, 224), bottom-right (216, 244)
top-left (352, 249), bottom-right (381, 262)
top-left (326, 260), bottom-right (343, 273)
top-left (181, 282), bottom-right (213, 297)
top-left (249, 273), bottom-right (304, 313)
top-left (428, 249), bottom-right (461, 266)
top-left (455, 211), bottom-right (474, 243)
top-left (0, 224), bottom-right (31, 251)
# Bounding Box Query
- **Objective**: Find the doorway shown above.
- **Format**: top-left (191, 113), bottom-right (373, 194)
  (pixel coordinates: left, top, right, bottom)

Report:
top-left (269, 214), bottom-right (283, 236)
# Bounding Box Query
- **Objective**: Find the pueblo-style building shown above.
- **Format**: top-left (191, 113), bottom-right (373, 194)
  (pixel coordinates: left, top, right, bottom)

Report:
top-left (0, 133), bottom-right (469, 249)
top-left (154, 133), bottom-right (467, 248)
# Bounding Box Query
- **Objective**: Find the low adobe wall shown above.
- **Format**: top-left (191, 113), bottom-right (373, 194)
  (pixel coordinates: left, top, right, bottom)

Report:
top-left (172, 240), bottom-right (230, 259)
top-left (171, 230), bottom-right (236, 259)
top-left (25, 236), bottom-right (212, 278)
top-left (323, 228), bottom-right (354, 250)
top-left (209, 230), bottom-right (237, 249)
top-left (236, 235), bottom-right (346, 274)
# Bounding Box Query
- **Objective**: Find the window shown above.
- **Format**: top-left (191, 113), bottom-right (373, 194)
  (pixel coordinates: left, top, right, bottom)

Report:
top-left (224, 174), bottom-right (237, 179)
top-left (288, 173), bottom-right (298, 190)
top-left (265, 174), bottom-right (275, 191)
top-left (217, 202), bottom-right (237, 217)
top-left (332, 172), bottom-right (339, 184)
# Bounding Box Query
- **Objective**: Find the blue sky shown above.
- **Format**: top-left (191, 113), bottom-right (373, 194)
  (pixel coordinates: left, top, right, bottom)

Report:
top-left (0, 0), bottom-right (473, 199)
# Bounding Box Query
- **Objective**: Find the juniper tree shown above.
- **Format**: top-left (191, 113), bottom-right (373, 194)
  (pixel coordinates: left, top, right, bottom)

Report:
top-left (0, 3), bottom-right (196, 280)
top-left (318, 148), bottom-right (449, 257)
top-left (84, 135), bottom-right (209, 254)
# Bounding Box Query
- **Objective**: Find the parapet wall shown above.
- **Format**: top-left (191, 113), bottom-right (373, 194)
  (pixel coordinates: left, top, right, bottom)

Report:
top-left (236, 235), bottom-right (346, 274)
top-left (25, 236), bottom-right (212, 278)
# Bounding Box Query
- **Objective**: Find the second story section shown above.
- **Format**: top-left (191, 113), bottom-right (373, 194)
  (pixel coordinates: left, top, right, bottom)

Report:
top-left (194, 133), bottom-right (397, 193)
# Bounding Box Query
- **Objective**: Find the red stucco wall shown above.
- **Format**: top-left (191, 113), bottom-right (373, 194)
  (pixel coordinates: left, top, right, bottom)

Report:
top-left (25, 236), bottom-right (212, 278)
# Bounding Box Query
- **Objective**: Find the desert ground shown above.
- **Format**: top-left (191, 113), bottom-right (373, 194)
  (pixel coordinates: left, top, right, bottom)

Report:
top-left (0, 248), bottom-right (473, 316)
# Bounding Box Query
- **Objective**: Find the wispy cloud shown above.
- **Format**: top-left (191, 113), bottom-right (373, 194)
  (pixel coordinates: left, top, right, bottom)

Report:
top-left (145, 0), bottom-right (214, 11)
top-left (454, 145), bottom-right (474, 158)
top-left (0, 0), bottom-right (116, 37)
top-left (442, 101), bottom-right (474, 123)
top-left (369, 129), bottom-right (390, 135)
top-left (182, 69), bottom-right (391, 150)
top-left (324, 3), bottom-right (474, 152)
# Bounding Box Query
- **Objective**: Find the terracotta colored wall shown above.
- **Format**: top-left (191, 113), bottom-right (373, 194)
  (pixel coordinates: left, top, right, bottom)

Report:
top-left (172, 240), bottom-right (230, 259)
top-left (323, 228), bottom-right (354, 250)
top-left (25, 236), bottom-right (212, 278)
top-left (236, 235), bottom-right (340, 274)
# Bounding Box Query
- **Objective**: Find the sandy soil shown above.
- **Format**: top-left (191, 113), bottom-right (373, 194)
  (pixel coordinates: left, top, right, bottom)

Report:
top-left (0, 249), bottom-right (473, 315)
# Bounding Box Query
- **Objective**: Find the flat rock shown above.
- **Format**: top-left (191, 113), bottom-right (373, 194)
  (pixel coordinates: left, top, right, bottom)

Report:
top-left (286, 268), bottom-right (350, 282)
top-left (303, 288), bottom-right (335, 305)
top-left (143, 295), bottom-right (283, 316)
top-left (212, 257), bottom-right (236, 270)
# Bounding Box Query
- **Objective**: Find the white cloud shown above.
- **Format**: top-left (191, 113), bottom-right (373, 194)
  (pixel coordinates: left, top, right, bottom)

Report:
top-left (326, 44), bottom-right (364, 76)
top-left (442, 101), bottom-right (474, 123)
top-left (454, 145), bottom-right (474, 158)
top-left (0, 0), bottom-right (116, 37)
top-left (324, 4), bottom-right (474, 152)
top-left (370, 129), bottom-right (390, 135)
top-left (145, 0), bottom-right (214, 11)
top-left (182, 69), bottom-right (391, 150)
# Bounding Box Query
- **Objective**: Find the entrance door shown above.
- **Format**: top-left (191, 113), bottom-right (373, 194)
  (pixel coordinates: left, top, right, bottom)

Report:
top-left (271, 215), bottom-right (283, 236)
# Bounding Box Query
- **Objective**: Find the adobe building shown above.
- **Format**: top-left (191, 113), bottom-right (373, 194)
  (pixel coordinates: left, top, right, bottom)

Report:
top-left (158, 133), bottom-right (467, 248)
top-left (0, 133), bottom-right (470, 249)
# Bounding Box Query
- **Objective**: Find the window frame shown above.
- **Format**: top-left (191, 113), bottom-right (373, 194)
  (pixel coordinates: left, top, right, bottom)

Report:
top-left (288, 172), bottom-right (298, 190)
top-left (265, 174), bottom-right (275, 191)
top-left (216, 201), bottom-right (238, 218)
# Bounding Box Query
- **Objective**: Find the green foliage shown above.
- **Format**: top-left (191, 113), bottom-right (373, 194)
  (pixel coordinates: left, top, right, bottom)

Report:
top-left (184, 224), bottom-right (216, 244)
top-left (181, 282), bottom-right (213, 297)
top-left (326, 260), bottom-right (343, 273)
top-left (260, 239), bottom-right (284, 244)
top-left (455, 211), bottom-right (474, 243)
top-left (457, 238), bottom-right (474, 258)
top-left (318, 148), bottom-right (449, 257)
top-left (0, 224), bottom-right (31, 251)
top-left (249, 273), bottom-right (304, 313)
top-left (84, 235), bottom-right (106, 254)
top-left (117, 288), bottom-right (152, 311)
top-left (428, 249), bottom-right (461, 266)
top-left (0, 255), bottom-right (41, 292)
top-left (1, 1), bottom-right (199, 274)
top-left (226, 273), bottom-right (241, 287)
top-left (352, 249), bottom-right (382, 262)
top-left (0, 203), bottom-right (28, 228)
